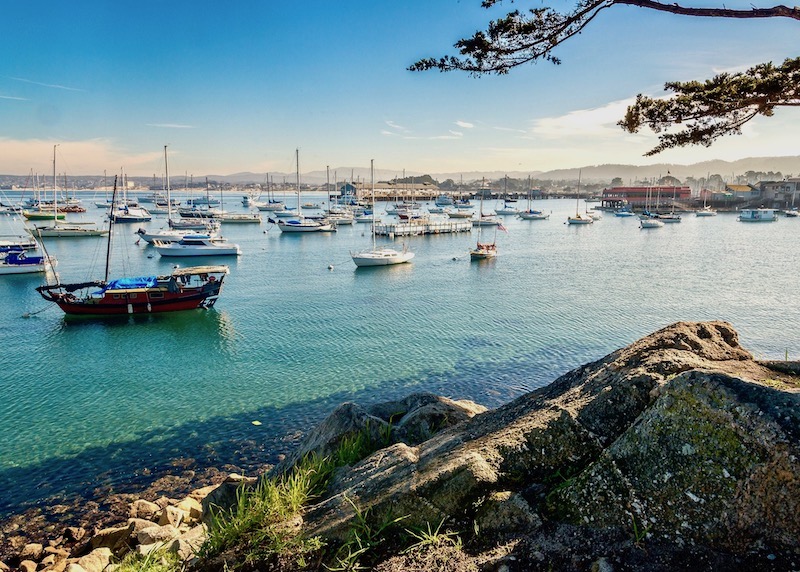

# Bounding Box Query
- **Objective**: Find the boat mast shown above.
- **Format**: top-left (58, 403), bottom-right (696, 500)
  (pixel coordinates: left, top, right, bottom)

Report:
top-left (104, 176), bottom-right (118, 283)
top-left (164, 145), bottom-right (172, 221)
top-left (371, 159), bottom-right (376, 250)
top-left (296, 148), bottom-right (301, 218)
top-left (52, 144), bottom-right (58, 225)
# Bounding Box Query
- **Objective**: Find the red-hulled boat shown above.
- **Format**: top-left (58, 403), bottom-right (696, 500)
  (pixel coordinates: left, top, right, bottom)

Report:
top-left (36, 265), bottom-right (229, 315)
top-left (35, 172), bottom-right (230, 316)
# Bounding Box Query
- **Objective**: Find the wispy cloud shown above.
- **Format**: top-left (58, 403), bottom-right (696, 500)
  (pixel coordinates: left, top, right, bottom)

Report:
top-left (493, 126), bottom-right (527, 134)
top-left (449, 130), bottom-right (463, 137)
top-left (0, 95), bottom-right (27, 101)
top-left (9, 76), bottom-right (83, 92)
top-left (384, 120), bottom-right (409, 133)
top-left (146, 123), bottom-right (196, 129)
top-left (529, 99), bottom-right (635, 140)
top-left (455, 120), bottom-right (474, 129)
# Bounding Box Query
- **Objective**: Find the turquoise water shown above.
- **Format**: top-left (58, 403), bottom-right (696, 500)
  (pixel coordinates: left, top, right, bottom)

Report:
top-left (1, 194), bottom-right (798, 516)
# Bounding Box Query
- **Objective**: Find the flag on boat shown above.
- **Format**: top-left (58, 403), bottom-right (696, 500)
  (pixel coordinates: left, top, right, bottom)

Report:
top-left (497, 222), bottom-right (509, 233)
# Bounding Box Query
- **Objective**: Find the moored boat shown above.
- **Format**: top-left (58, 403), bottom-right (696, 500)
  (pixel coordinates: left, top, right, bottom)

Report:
top-left (738, 208), bottom-right (778, 222)
top-left (351, 160), bottom-right (414, 268)
top-left (35, 174), bottom-right (230, 315)
top-left (152, 235), bottom-right (241, 257)
top-left (0, 250), bottom-right (55, 275)
top-left (36, 265), bottom-right (229, 314)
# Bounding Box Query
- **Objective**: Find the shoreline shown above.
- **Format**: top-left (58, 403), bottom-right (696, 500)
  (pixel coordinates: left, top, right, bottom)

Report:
top-left (0, 459), bottom-right (249, 563)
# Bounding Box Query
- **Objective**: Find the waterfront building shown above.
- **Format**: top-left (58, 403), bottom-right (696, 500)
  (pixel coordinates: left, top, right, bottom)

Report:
top-left (600, 185), bottom-right (692, 210)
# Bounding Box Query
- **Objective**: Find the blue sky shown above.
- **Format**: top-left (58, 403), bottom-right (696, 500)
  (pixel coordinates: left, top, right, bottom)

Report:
top-left (1, 1), bottom-right (797, 177)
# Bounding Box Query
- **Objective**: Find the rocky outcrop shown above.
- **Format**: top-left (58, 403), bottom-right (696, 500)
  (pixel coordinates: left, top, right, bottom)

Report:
top-left (298, 321), bottom-right (799, 566)
top-left (271, 393), bottom-right (487, 476)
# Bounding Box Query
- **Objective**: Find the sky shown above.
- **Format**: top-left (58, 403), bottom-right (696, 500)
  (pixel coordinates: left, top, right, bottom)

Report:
top-left (1, 1), bottom-right (798, 178)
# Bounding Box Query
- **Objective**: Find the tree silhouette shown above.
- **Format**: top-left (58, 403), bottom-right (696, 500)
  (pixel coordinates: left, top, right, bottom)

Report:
top-left (410, 1), bottom-right (800, 155)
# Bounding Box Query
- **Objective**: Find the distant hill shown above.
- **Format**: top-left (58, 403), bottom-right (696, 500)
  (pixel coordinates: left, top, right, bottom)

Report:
top-left (209, 155), bottom-right (800, 186)
top-left (2, 156), bottom-right (797, 189)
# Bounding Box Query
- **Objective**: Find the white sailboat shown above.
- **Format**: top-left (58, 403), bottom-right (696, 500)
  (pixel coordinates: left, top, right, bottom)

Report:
top-left (470, 190), bottom-right (499, 260)
top-left (28, 146), bottom-right (108, 238)
top-left (640, 184), bottom-right (664, 228)
top-left (275, 149), bottom-right (334, 233)
top-left (351, 160), bottom-right (414, 267)
top-left (518, 176), bottom-right (549, 220)
top-left (567, 171), bottom-right (593, 225)
top-left (137, 146), bottom-right (217, 243)
top-left (696, 189), bottom-right (718, 217)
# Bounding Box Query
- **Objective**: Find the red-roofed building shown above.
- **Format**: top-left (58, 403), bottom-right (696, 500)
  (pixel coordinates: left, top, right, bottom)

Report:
top-left (601, 186), bottom-right (692, 210)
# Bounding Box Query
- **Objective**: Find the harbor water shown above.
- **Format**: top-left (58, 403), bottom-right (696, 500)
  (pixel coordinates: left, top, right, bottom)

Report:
top-left (1, 194), bottom-right (798, 517)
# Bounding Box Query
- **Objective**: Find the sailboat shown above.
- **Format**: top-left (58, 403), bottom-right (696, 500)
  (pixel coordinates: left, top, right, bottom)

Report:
top-left (27, 146), bottom-right (108, 238)
top-left (567, 171), bottom-right (593, 225)
top-left (470, 190), bottom-right (499, 260)
top-left (696, 189), bottom-right (718, 217)
top-left (351, 160), bottom-right (414, 267)
top-left (136, 147), bottom-right (219, 243)
top-left (655, 180), bottom-right (682, 223)
top-left (275, 149), bottom-right (334, 233)
top-left (35, 176), bottom-right (230, 315)
top-left (471, 178), bottom-right (499, 226)
top-left (495, 176), bottom-right (519, 215)
top-left (639, 183), bottom-right (664, 228)
top-left (519, 175), bottom-right (549, 220)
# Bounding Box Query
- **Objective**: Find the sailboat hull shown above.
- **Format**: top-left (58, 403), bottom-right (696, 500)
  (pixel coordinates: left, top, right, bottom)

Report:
top-left (351, 249), bottom-right (414, 267)
top-left (277, 220), bottom-right (334, 232)
top-left (30, 226), bottom-right (108, 238)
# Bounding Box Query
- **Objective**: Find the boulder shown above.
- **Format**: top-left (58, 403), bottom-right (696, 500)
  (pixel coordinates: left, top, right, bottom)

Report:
top-left (272, 393), bottom-right (487, 478)
top-left (17, 561), bottom-right (36, 572)
top-left (300, 321), bottom-right (799, 563)
top-left (175, 497), bottom-right (203, 524)
top-left (88, 523), bottom-right (133, 553)
top-left (129, 499), bottom-right (160, 522)
top-left (136, 524), bottom-right (180, 547)
top-left (157, 505), bottom-right (184, 528)
top-left (76, 547), bottom-right (111, 572)
top-left (367, 393), bottom-right (487, 445)
top-left (18, 543), bottom-right (43, 561)
top-left (126, 518), bottom-right (157, 539)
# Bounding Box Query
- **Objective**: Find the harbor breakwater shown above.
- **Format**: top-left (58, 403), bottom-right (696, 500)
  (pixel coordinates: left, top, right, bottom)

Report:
top-left (1, 321), bottom-right (798, 571)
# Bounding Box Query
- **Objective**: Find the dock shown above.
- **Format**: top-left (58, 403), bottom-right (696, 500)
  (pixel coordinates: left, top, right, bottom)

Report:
top-left (374, 219), bottom-right (472, 237)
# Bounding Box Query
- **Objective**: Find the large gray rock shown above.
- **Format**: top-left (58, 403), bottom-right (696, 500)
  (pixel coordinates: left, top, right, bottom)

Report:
top-left (272, 392), bottom-right (486, 477)
top-left (301, 321), bottom-right (800, 561)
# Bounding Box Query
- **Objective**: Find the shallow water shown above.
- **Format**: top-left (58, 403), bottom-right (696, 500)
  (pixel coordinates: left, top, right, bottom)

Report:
top-left (1, 193), bottom-right (796, 515)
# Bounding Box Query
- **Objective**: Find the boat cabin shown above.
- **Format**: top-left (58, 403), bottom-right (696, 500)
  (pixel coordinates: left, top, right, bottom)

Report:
top-left (738, 208), bottom-right (778, 222)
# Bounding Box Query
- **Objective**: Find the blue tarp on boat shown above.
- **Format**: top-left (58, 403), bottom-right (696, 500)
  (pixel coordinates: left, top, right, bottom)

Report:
top-left (103, 276), bottom-right (158, 291)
